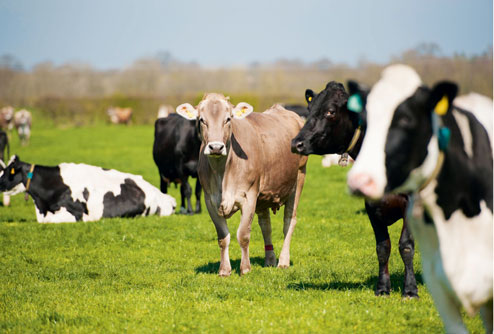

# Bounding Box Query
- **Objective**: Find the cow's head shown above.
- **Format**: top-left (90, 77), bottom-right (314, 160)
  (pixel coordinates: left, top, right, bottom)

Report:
top-left (348, 64), bottom-right (457, 199)
top-left (291, 81), bottom-right (366, 156)
top-left (0, 155), bottom-right (26, 194)
top-left (176, 93), bottom-right (253, 157)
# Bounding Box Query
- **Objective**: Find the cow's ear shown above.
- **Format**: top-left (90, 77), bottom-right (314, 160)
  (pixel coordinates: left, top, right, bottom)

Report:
top-left (176, 103), bottom-right (198, 120)
top-left (430, 81), bottom-right (458, 116)
top-left (305, 89), bottom-right (314, 104)
top-left (232, 102), bottom-right (253, 119)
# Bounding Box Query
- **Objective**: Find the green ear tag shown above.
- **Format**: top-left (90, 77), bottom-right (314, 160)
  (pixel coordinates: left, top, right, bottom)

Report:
top-left (438, 127), bottom-right (451, 151)
top-left (347, 94), bottom-right (363, 113)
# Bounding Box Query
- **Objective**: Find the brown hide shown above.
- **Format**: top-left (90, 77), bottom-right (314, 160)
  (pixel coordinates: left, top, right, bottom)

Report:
top-left (198, 104), bottom-right (307, 216)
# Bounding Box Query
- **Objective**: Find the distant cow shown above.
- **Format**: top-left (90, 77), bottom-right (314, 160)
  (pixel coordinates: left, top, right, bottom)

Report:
top-left (291, 80), bottom-right (418, 298)
top-left (0, 155), bottom-right (176, 223)
top-left (347, 65), bottom-right (493, 334)
top-left (157, 104), bottom-right (174, 119)
top-left (14, 109), bottom-right (32, 145)
top-left (0, 106), bottom-right (14, 131)
top-left (153, 113), bottom-right (202, 214)
top-left (176, 94), bottom-right (307, 276)
top-left (107, 107), bottom-right (132, 124)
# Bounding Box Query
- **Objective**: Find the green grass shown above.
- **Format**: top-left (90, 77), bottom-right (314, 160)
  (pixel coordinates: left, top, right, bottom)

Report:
top-left (0, 124), bottom-right (485, 333)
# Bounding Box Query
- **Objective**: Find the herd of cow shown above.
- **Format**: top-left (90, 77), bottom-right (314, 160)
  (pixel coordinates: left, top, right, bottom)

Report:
top-left (0, 64), bottom-right (492, 333)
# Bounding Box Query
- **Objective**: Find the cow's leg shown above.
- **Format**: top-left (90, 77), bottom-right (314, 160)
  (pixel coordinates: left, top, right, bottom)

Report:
top-left (2, 193), bottom-right (10, 207)
top-left (365, 200), bottom-right (392, 296)
top-left (278, 166), bottom-right (306, 268)
top-left (237, 193), bottom-right (257, 275)
top-left (184, 177), bottom-right (193, 214)
top-left (205, 196), bottom-right (231, 276)
top-left (480, 299), bottom-right (493, 334)
top-left (159, 174), bottom-right (168, 194)
top-left (257, 209), bottom-right (276, 267)
top-left (194, 178), bottom-right (202, 214)
top-left (179, 180), bottom-right (192, 214)
top-left (399, 219), bottom-right (418, 298)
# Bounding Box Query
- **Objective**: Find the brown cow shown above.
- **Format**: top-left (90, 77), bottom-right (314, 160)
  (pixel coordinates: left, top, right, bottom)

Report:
top-left (176, 93), bottom-right (307, 276)
top-left (107, 107), bottom-right (132, 124)
top-left (0, 106), bottom-right (14, 131)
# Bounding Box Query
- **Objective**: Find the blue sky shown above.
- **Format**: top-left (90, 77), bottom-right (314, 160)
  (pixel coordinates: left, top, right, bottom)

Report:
top-left (0, 0), bottom-right (492, 69)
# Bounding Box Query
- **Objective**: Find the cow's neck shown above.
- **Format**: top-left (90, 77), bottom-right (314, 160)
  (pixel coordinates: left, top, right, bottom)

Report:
top-left (20, 163), bottom-right (62, 211)
top-left (346, 117), bottom-right (365, 160)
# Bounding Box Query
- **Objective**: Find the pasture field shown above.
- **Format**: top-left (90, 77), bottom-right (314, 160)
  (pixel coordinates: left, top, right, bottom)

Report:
top-left (0, 120), bottom-right (485, 333)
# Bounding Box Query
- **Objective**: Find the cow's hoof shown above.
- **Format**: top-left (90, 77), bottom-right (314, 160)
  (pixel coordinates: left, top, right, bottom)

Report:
top-left (218, 268), bottom-right (231, 277)
top-left (375, 289), bottom-right (391, 296)
top-left (178, 207), bottom-right (188, 214)
top-left (402, 291), bottom-right (419, 299)
top-left (277, 263), bottom-right (290, 269)
top-left (264, 252), bottom-right (277, 267)
top-left (240, 267), bottom-right (251, 276)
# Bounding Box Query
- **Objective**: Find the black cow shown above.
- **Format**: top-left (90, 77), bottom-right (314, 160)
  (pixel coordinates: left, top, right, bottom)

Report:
top-left (291, 80), bottom-right (418, 298)
top-left (348, 64), bottom-right (492, 334)
top-left (153, 113), bottom-right (202, 214)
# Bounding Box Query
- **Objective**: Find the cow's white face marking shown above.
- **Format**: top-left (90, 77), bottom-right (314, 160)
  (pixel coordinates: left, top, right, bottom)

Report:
top-left (348, 64), bottom-right (422, 198)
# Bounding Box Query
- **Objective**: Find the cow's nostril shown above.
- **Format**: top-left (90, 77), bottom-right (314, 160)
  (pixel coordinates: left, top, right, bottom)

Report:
top-left (296, 141), bottom-right (304, 149)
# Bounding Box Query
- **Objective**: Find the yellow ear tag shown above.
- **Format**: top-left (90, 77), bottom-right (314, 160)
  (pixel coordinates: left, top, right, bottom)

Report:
top-left (308, 96), bottom-right (312, 102)
top-left (235, 106), bottom-right (248, 117)
top-left (10, 168), bottom-right (15, 174)
top-left (434, 96), bottom-right (449, 116)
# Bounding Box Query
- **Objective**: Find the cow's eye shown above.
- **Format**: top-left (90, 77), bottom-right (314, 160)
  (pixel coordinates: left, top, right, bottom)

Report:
top-left (225, 117), bottom-right (231, 124)
top-left (199, 118), bottom-right (206, 125)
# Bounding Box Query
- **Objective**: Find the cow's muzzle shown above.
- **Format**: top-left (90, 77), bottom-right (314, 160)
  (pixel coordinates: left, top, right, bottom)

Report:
top-left (291, 138), bottom-right (309, 155)
top-left (204, 141), bottom-right (227, 156)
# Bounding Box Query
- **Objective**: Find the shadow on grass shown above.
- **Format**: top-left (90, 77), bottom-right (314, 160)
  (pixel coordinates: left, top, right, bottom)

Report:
top-left (287, 272), bottom-right (423, 295)
top-left (196, 257), bottom-right (293, 275)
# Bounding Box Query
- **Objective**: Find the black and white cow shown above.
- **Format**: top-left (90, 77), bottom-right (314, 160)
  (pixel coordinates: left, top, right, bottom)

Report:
top-left (291, 80), bottom-right (418, 298)
top-left (153, 113), bottom-right (202, 214)
top-left (0, 156), bottom-right (176, 223)
top-left (348, 64), bottom-right (493, 334)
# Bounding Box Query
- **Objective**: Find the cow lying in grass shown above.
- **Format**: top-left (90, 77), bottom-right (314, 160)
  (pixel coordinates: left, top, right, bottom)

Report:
top-left (348, 64), bottom-right (493, 334)
top-left (176, 94), bottom-right (307, 275)
top-left (0, 156), bottom-right (176, 223)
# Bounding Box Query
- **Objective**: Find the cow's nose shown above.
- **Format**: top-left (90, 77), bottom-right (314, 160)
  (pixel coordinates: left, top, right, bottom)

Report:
top-left (348, 173), bottom-right (379, 199)
top-left (208, 143), bottom-right (225, 155)
top-left (291, 140), bottom-right (305, 153)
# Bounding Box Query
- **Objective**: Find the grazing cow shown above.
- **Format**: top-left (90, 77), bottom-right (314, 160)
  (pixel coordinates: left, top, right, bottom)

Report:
top-left (176, 94), bottom-right (307, 276)
top-left (347, 64), bottom-right (493, 334)
top-left (14, 109), bottom-right (32, 145)
top-left (153, 113), bottom-right (202, 214)
top-left (291, 80), bottom-right (418, 298)
top-left (157, 104), bottom-right (174, 119)
top-left (0, 106), bottom-right (14, 131)
top-left (107, 107), bottom-right (132, 124)
top-left (0, 155), bottom-right (176, 223)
